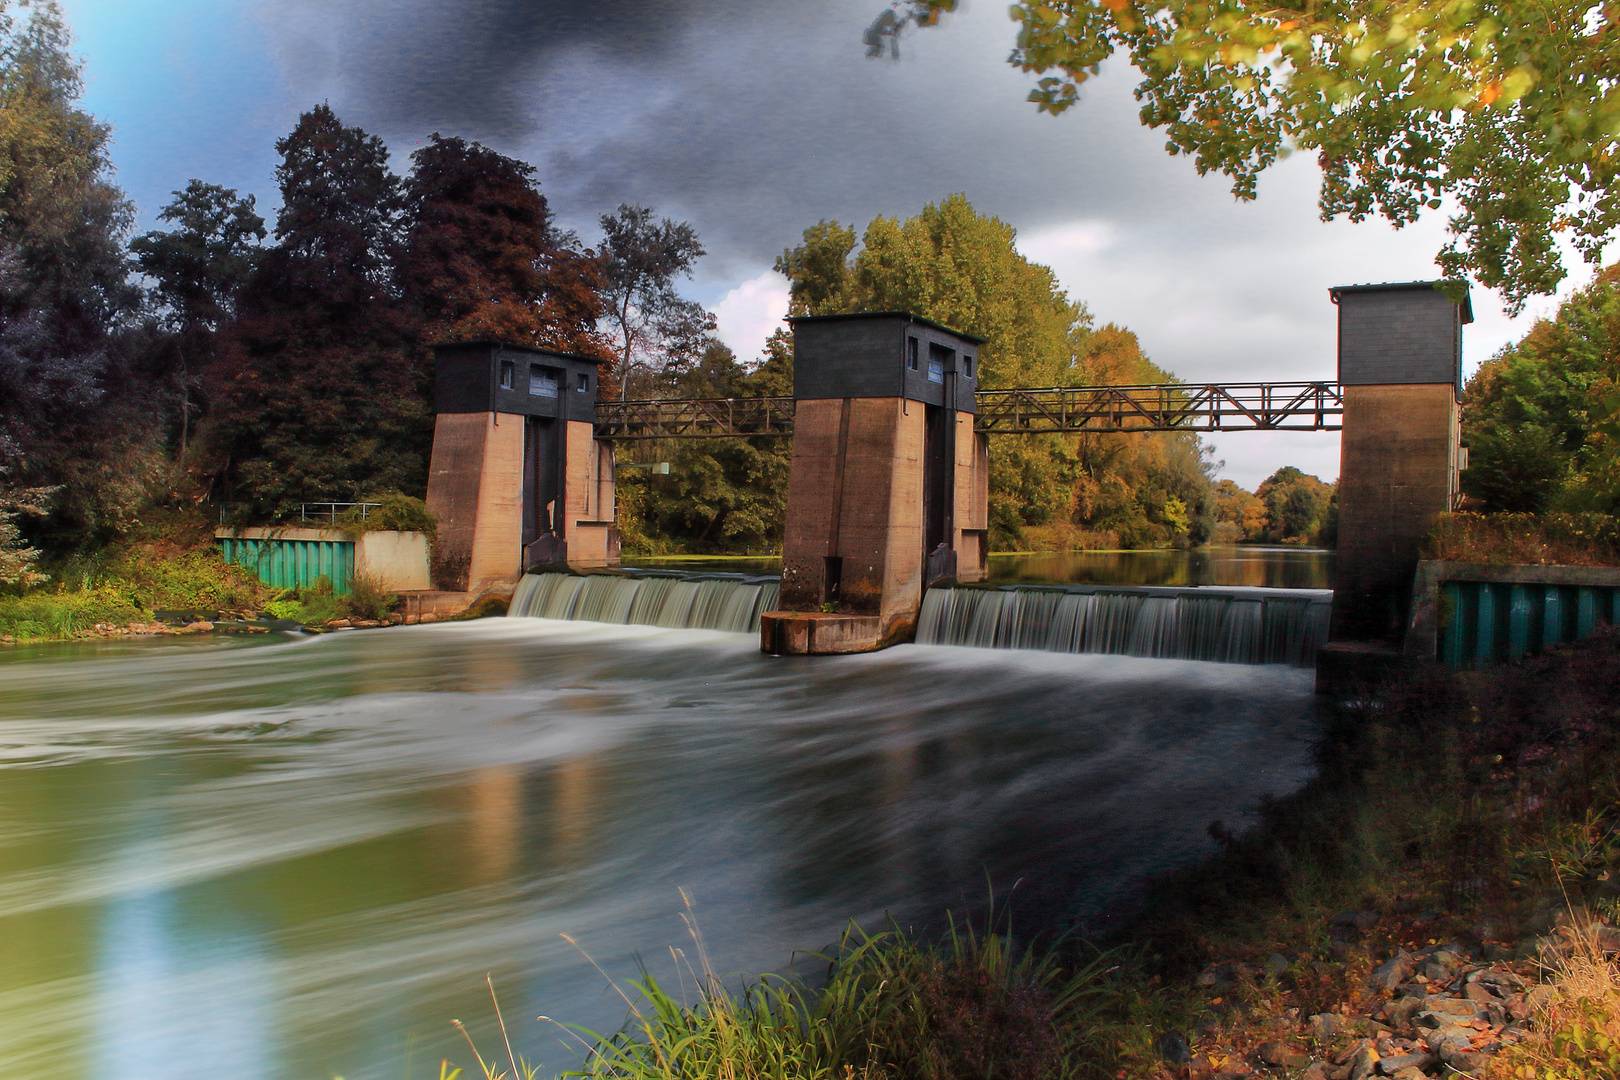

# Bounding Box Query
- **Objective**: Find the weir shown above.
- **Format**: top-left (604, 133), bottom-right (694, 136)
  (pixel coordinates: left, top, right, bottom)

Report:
top-left (509, 571), bottom-right (781, 633)
top-left (917, 585), bottom-right (1331, 667)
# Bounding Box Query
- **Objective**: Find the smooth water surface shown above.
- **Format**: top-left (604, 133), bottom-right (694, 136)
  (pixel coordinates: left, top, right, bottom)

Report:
top-left (0, 620), bottom-right (1321, 1079)
top-left (629, 545), bottom-right (1333, 590)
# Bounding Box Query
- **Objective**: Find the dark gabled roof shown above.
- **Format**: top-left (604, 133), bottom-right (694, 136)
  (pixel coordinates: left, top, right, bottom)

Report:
top-left (430, 338), bottom-right (610, 365)
top-left (787, 310), bottom-right (987, 345)
top-left (1329, 280), bottom-right (1474, 325)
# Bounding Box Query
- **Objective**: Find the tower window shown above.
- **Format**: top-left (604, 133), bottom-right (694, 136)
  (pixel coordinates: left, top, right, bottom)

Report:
top-left (907, 337), bottom-right (919, 371)
top-left (498, 359), bottom-right (515, 389)
top-left (576, 372), bottom-right (590, 393)
top-left (963, 355), bottom-right (974, 379)
top-left (927, 343), bottom-right (951, 384)
top-left (529, 365), bottom-right (560, 397)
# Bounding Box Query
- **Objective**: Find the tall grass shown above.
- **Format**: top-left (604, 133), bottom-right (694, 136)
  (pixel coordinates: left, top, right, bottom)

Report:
top-left (1428, 511), bottom-right (1620, 565)
top-left (527, 894), bottom-right (1126, 1080)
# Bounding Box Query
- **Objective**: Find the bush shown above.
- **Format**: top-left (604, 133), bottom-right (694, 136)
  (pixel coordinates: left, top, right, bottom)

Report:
top-left (347, 573), bottom-right (398, 620)
top-left (338, 492), bottom-right (437, 541)
top-left (1427, 511), bottom-right (1620, 565)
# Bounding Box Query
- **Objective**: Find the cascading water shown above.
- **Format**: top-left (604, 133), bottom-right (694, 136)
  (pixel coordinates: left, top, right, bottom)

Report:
top-left (916, 584), bottom-right (1332, 666)
top-left (508, 570), bottom-right (781, 633)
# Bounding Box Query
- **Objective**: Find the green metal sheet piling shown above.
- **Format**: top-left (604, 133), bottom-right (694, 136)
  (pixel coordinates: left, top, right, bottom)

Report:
top-left (217, 536), bottom-right (355, 595)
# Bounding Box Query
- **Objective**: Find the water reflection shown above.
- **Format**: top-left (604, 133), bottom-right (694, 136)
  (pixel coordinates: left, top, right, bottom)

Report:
top-left (628, 545), bottom-right (1333, 590)
top-left (0, 621), bottom-right (1322, 1079)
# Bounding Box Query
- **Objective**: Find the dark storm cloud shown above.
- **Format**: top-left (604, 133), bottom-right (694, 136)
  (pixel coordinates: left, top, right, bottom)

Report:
top-left (252, 0), bottom-right (1210, 279)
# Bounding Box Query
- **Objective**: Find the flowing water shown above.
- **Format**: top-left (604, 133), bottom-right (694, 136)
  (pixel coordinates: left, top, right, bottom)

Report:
top-left (916, 586), bottom-right (1332, 666)
top-left (0, 553), bottom-right (1328, 1080)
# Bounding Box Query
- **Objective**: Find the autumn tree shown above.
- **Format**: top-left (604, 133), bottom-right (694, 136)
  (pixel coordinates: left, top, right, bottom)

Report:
top-left (401, 134), bottom-right (607, 355)
top-left (876, 0), bottom-right (1619, 311)
top-left (203, 105), bottom-right (427, 513)
top-left (1253, 466), bottom-right (1337, 544)
top-left (776, 194), bottom-right (1215, 548)
top-left (597, 204), bottom-right (714, 399)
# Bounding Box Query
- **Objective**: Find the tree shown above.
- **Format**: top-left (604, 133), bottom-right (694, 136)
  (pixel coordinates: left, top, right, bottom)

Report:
top-left (777, 194), bottom-right (1216, 547)
top-left (0, 1), bottom-right (155, 544)
top-left (878, 0), bottom-right (1620, 312)
top-left (616, 333), bottom-right (795, 554)
top-left (1461, 263), bottom-right (1620, 512)
top-left (1254, 466), bottom-right (1337, 543)
top-left (401, 134), bottom-right (608, 356)
top-left (597, 204), bottom-right (714, 399)
top-left (130, 181), bottom-right (266, 450)
top-left (203, 105), bottom-right (427, 513)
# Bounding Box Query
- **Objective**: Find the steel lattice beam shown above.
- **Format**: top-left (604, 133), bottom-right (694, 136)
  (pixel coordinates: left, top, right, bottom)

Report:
top-left (593, 383), bottom-right (1342, 439)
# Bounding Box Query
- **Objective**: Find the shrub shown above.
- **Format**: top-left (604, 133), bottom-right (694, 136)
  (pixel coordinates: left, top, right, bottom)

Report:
top-left (1427, 511), bottom-right (1620, 566)
top-left (347, 573), bottom-right (398, 620)
top-left (338, 492), bottom-right (437, 541)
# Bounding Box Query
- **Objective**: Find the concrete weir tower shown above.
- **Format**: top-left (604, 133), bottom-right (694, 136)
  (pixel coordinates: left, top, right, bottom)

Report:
top-left (1321, 281), bottom-right (1471, 677)
top-left (424, 341), bottom-right (617, 596)
top-left (762, 313), bottom-right (990, 655)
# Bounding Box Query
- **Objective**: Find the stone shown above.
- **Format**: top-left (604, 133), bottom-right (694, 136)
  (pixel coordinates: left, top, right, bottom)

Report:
top-left (1156, 1030), bottom-right (1191, 1064)
top-left (1300, 1065), bottom-right (1330, 1080)
top-left (1256, 1041), bottom-right (1289, 1066)
top-left (1266, 952), bottom-right (1291, 977)
top-left (1464, 980), bottom-right (1497, 1003)
top-left (1384, 997), bottom-right (1425, 1029)
top-left (1309, 1013), bottom-right (1349, 1040)
top-left (1389, 1069), bottom-right (1426, 1080)
top-left (1369, 951), bottom-right (1415, 992)
top-left (1347, 1043), bottom-right (1381, 1080)
top-left (1441, 1047), bottom-right (1493, 1072)
top-left (1374, 1054), bottom-right (1428, 1075)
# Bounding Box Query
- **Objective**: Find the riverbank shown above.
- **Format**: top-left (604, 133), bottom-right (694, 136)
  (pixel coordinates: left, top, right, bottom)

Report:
top-left (516, 630), bottom-right (1620, 1080)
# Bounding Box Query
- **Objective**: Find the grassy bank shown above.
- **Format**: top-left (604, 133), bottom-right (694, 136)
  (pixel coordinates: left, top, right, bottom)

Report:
top-left (445, 631), bottom-right (1620, 1080)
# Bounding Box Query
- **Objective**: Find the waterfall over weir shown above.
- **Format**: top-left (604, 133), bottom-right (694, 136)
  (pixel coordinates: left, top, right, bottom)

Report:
top-left (508, 571), bottom-right (781, 634)
top-left (917, 585), bottom-right (1333, 666)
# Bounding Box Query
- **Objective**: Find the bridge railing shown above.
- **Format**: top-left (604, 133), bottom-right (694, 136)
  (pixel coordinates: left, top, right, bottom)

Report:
top-left (972, 382), bottom-right (1343, 434)
top-left (592, 383), bottom-right (1343, 438)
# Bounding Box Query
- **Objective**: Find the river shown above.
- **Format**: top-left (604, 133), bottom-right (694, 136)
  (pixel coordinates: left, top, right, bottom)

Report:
top-left (0, 548), bottom-right (1329, 1079)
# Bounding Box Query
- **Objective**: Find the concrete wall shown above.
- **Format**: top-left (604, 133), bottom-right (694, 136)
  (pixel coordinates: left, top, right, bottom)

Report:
top-left (562, 418), bottom-right (618, 566)
top-left (1332, 384), bottom-right (1460, 641)
top-left (425, 411), bottom-right (525, 594)
top-left (354, 531), bottom-right (431, 591)
top-left (778, 397), bottom-right (926, 640)
top-left (953, 419), bottom-right (989, 582)
top-left (217, 527), bottom-right (429, 592)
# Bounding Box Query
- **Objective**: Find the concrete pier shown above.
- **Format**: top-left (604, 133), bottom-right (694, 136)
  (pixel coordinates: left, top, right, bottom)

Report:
top-left (764, 313), bottom-right (988, 654)
top-left (1318, 281), bottom-right (1471, 689)
top-left (425, 341), bottom-right (617, 596)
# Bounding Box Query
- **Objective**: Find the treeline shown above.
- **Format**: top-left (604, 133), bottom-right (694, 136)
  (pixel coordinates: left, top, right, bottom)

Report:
top-left (0, 1), bottom-right (1305, 579)
top-left (0, 1), bottom-right (721, 580)
top-left (1212, 468), bottom-right (1337, 546)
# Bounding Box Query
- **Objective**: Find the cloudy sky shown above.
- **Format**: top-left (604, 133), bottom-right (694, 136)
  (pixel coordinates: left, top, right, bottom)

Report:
top-left (61, 0), bottom-right (1586, 487)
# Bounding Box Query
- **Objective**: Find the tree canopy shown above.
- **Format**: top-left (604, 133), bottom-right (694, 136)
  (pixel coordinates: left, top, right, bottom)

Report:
top-left (777, 194), bottom-right (1216, 548)
top-left (597, 204), bottom-right (714, 400)
top-left (879, 0), bottom-right (1619, 312)
top-left (1461, 264), bottom-right (1620, 512)
top-left (400, 134), bottom-right (607, 354)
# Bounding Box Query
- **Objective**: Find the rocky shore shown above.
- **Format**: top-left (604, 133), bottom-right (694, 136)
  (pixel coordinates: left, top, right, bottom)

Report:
top-left (1148, 905), bottom-right (1620, 1079)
